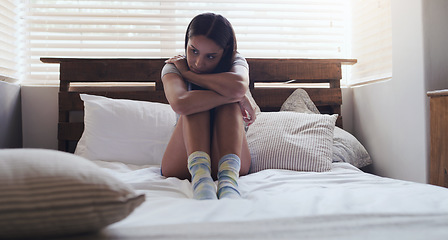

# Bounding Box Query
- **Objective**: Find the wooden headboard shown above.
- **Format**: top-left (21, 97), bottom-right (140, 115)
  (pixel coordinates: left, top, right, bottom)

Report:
top-left (41, 58), bottom-right (356, 153)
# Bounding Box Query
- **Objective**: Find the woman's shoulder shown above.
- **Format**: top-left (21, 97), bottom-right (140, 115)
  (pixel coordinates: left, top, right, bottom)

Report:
top-left (233, 52), bottom-right (249, 69)
top-left (161, 63), bottom-right (181, 78)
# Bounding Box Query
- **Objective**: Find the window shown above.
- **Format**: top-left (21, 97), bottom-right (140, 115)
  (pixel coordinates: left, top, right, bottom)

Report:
top-left (0, 0), bottom-right (19, 82)
top-left (10, 1), bottom-right (391, 86)
top-left (350, 0), bottom-right (392, 85)
top-left (21, 0), bottom-right (351, 85)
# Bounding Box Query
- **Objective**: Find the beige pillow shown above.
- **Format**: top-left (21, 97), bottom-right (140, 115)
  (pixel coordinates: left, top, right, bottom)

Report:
top-left (280, 88), bottom-right (320, 114)
top-left (0, 149), bottom-right (145, 239)
top-left (280, 89), bottom-right (372, 168)
top-left (247, 112), bottom-right (337, 173)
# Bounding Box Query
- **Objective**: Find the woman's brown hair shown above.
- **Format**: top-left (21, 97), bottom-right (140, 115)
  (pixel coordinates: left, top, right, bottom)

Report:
top-left (185, 13), bottom-right (237, 73)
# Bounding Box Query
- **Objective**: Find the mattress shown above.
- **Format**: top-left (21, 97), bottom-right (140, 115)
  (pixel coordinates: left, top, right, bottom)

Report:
top-left (84, 161), bottom-right (448, 240)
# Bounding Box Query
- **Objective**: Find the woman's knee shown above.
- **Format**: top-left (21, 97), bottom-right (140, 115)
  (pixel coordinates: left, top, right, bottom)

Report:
top-left (182, 110), bottom-right (212, 131)
top-left (215, 103), bottom-right (240, 118)
top-left (183, 110), bottom-right (210, 122)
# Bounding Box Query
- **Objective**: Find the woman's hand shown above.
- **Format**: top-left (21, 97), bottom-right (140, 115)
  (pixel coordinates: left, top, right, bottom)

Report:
top-left (238, 92), bottom-right (257, 125)
top-left (165, 55), bottom-right (189, 74)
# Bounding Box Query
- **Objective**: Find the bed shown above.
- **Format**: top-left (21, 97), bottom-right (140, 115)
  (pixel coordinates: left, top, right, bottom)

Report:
top-left (1, 58), bottom-right (448, 240)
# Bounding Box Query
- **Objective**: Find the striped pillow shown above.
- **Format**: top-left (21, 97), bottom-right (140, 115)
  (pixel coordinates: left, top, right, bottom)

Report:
top-left (0, 149), bottom-right (145, 239)
top-left (247, 112), bottom-right (337, 173)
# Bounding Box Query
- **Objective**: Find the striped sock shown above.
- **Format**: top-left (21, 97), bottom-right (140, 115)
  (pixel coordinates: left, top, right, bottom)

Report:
top-left (187, 151), bottom-right (217, 200)
top-left (217, 154), bottom-right (241, 199)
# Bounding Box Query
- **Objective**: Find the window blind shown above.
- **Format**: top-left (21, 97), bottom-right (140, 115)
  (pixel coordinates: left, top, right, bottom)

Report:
top-left (0, 0), bottom-right (19, 82)
top-left (21, 0), bottom-right (350, 85)
top-left (350, 0), bottom-right (392, 85)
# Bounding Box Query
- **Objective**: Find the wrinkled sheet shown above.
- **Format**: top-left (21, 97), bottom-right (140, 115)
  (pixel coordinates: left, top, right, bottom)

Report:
top-left (74, 162), bottom-right (448, 240)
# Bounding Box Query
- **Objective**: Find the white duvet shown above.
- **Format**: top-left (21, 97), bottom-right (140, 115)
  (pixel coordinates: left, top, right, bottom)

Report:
top-left (86, 161), bottom-right (448, 240)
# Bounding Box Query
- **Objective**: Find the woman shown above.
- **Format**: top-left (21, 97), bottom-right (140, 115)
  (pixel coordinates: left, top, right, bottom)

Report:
top-left (160, 13), bottom-right (258, 200)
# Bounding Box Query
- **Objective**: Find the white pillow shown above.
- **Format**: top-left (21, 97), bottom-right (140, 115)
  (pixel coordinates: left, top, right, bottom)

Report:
top-left (0, 148), bottom-right (145, 239)
top-left (332, 126), bottom-right (372, 168)
top-left (75, 94), bottom-right (177, 165)
top-left (247, 112), bottom-right (337, 173)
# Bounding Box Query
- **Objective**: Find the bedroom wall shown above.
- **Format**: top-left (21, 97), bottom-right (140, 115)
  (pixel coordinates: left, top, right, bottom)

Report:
top-left (21, 85), bottom-right (58, 149)
top-left (423, 0), bottom-right (448, 93)
top-left (352, 0), bottom-right (448, 184)
top-left (0, 81), bottom-right (22, 148)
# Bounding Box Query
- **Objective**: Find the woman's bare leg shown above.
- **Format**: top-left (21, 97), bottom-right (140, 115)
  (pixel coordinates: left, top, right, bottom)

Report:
top-left (182, 111), bottom-right (211, 155)
top-left (161, 104), bottom-right (250, 180)
top-left (182, 111), bottom-right (217, 199)
top-left (161, 116), bottom-right (189, 179)
top-left (161, 111), bottom-right (211, 180)
top-left (211, 103), bottom-right (251, 179)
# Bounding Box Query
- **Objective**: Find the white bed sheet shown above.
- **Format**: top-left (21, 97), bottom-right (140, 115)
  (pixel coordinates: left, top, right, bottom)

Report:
top-left (81, 161), bottom-right (448, 239)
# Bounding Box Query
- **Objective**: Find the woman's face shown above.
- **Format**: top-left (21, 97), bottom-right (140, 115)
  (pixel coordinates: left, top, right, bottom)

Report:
top-left (186, 35), bottom-right (224, 74)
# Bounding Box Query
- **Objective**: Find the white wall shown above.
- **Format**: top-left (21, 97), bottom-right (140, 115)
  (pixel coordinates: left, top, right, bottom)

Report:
top-left (352, 0), bottom-right (448, 184)
top-left (0, 81), bottom-right (22, 148)
top-left (423, 0), bottom-right (448, 92)
top-left (21, 85), bottom-right (58, 149)
top-left (341, 87), bottom-right (354, 134)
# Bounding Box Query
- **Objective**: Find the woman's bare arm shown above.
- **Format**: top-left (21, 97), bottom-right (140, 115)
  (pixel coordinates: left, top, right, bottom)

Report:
top-left (182, 66), bottom-right (249, 101)
top-left (238, 90), bottom-right (258, 125)
top-left (162, 72), bottom-right (238, 116)
top-left (166, 56), bottom-right (249, 101)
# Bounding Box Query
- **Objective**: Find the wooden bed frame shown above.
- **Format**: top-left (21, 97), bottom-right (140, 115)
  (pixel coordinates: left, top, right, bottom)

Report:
top-left (41, 58), bottom-right (356, 153)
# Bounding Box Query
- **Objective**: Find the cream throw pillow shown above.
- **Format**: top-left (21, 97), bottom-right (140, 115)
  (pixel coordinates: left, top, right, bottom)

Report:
top-left (280, 89), bottom-right (372, 168)
top-left (0, 149), bottom-right (145, 239)
top-left (247, 112), bottom-right (337, 173)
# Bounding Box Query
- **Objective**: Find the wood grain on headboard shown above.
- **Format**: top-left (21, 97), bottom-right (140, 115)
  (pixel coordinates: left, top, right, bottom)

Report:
top-left (41, 57), bottom-right (356, 152)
